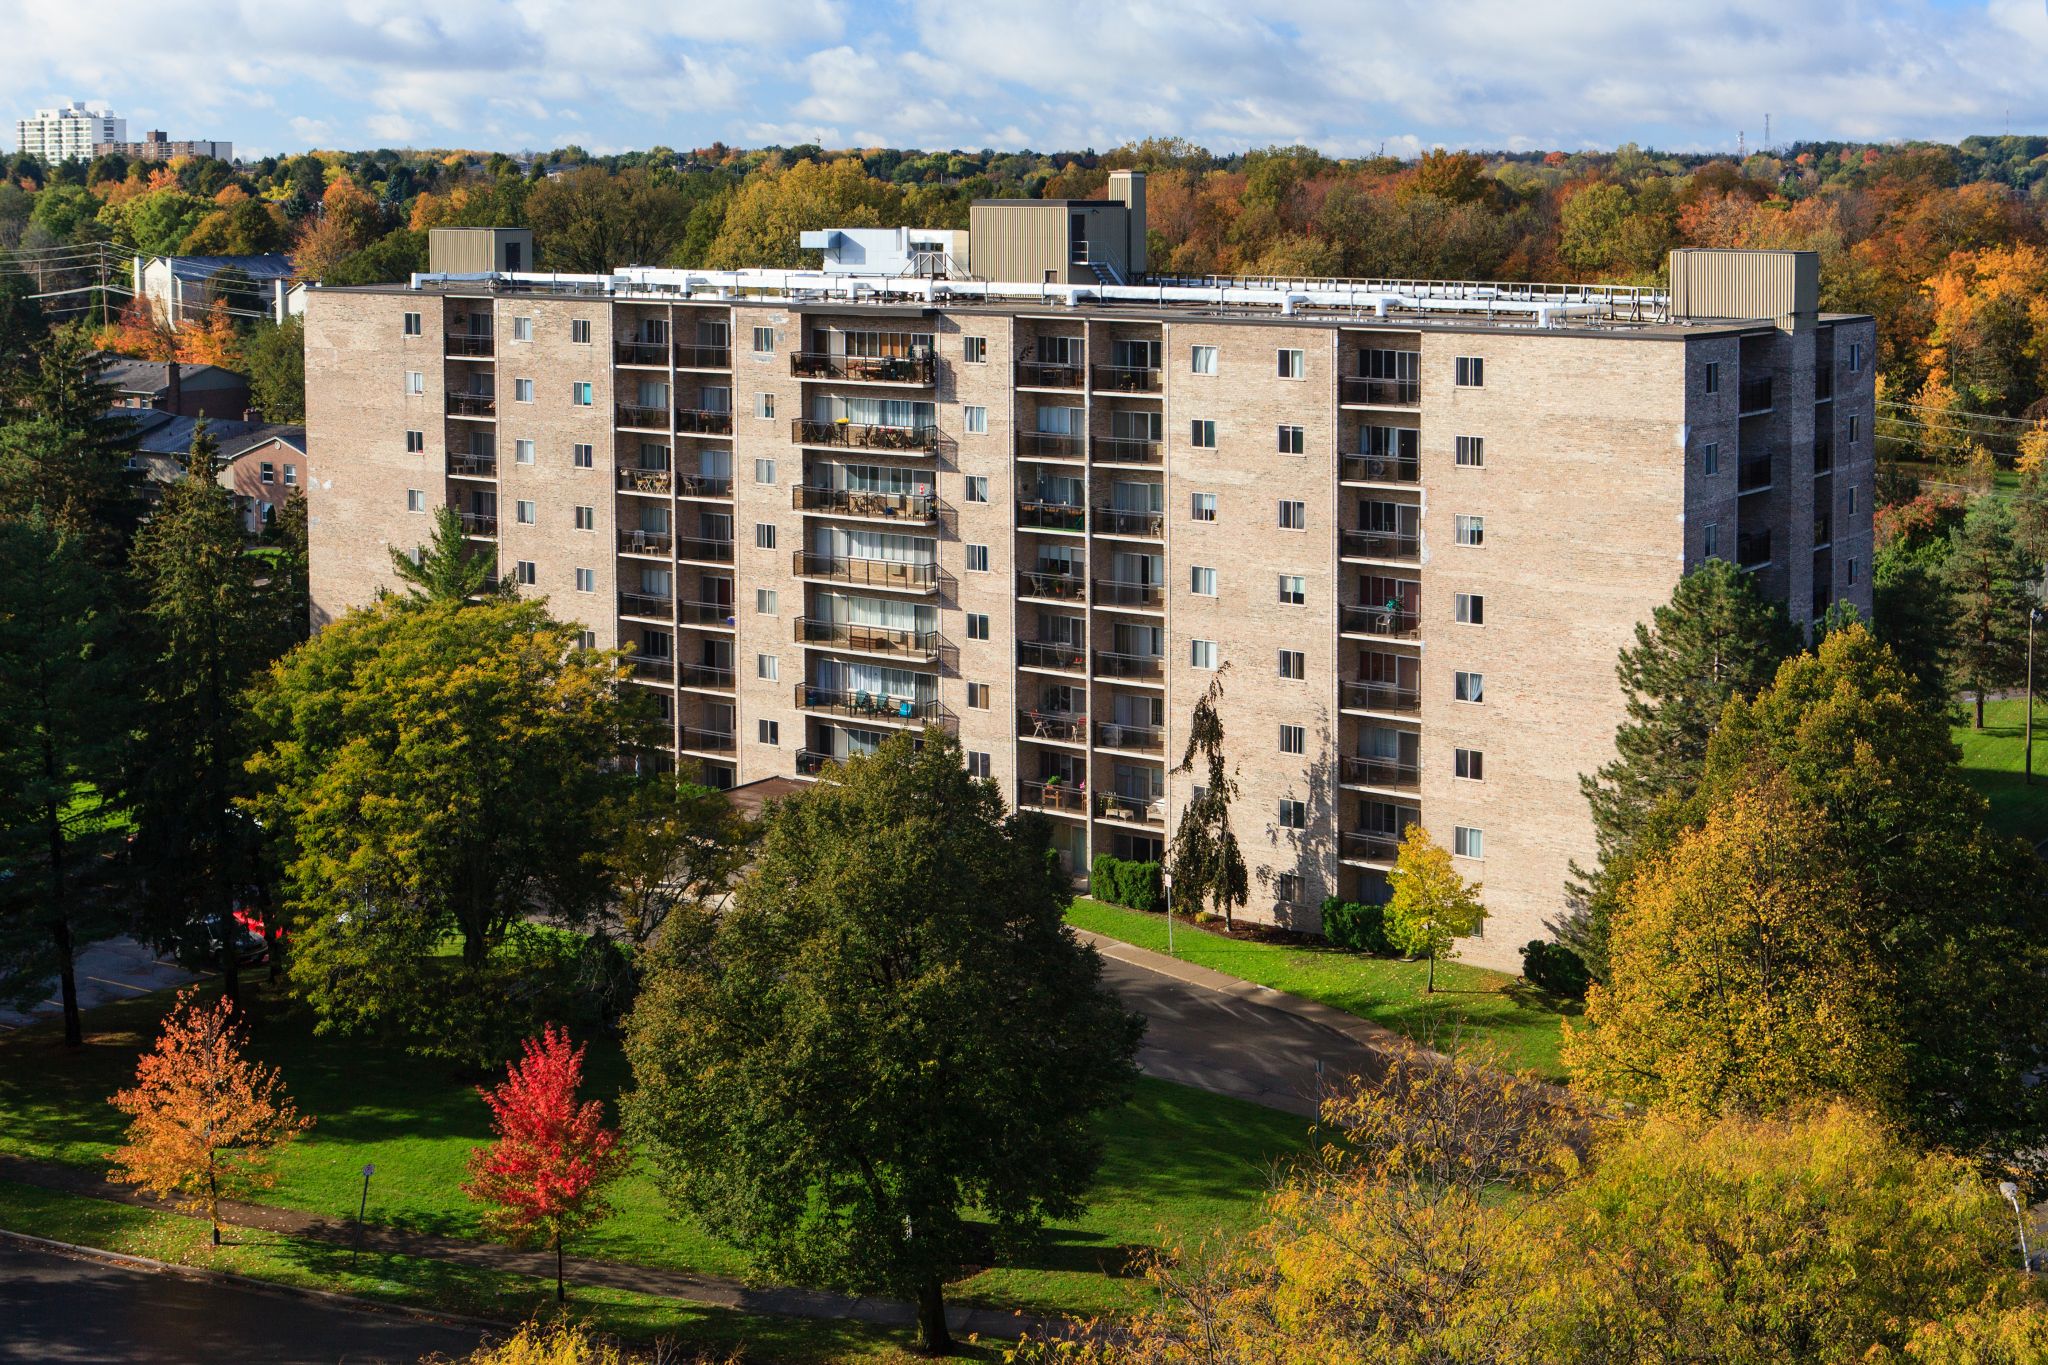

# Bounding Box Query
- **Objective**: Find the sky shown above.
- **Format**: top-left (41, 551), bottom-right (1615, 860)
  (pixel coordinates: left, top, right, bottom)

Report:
top-left (7, 0), bottom-right (2048, 161)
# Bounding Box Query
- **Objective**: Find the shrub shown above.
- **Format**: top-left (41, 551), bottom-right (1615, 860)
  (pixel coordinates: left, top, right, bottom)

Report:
top-left (1090, 853), bottom-right (1123, 907)
top-left (1320, 896), bottom-right (1392, 955)
top-left (1090, 855), bottom-right (1162, 913)
top-left (1520, 939), bottom-right (1589, 999)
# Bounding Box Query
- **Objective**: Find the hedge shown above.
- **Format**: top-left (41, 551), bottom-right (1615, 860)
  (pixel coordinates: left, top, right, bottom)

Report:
top-left (1090, 854), bottom-right (1163, 913)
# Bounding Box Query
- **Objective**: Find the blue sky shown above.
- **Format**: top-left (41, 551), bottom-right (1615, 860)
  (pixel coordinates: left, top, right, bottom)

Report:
top-left (8, 0), bottom-right (2048, 160)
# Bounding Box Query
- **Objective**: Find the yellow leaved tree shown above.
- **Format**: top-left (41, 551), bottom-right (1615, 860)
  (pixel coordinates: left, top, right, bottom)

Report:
top-left (1383, 824), bottom-right (1485, 992)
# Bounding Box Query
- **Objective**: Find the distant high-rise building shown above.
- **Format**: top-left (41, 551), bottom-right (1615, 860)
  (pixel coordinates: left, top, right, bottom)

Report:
top-left (14, 101), bottom-right (125, 161)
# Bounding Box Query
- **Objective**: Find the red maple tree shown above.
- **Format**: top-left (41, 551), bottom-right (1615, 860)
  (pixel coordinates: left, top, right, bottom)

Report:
top-left (462, 1024), bottom-right (629, 1302)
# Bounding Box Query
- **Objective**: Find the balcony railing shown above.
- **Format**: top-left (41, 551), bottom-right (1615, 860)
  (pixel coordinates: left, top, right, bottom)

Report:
top-left (1092, 364), bottom-right (1162, 393)
top-left (1019, 500), bottom-right (1087, 532)
top-left (795, 749), bottom-right (832, 776)
top-left (618, 529), bottom-right (673, 555)
top-left (1738, 454), bottom-right (1774, 493)
top-left (456, 511), bottom-right (497, 536)
top-left (447, 452), bottom-right (497, 477)
top-left (616, 403), bottom-right (668, 430)
top-left (1341, 679), bottom-right (1421, 713)
top-left (1017, 431), bottom-right (1086, 459)
top-left (1094, 579), bottom-right (1165, 608)
top-left (1017, 361), bottom-right (1085, 389)
top-left (1093, 436), bottom-right (1162, 465)
top-left (677, 408), bottom-right (734, 436)
top-left (1096, 792), bottom-right (1165, 825)
top-left (447, 393), bottom-right (496, 417)
top-left (793, 418), bottom-right (940, 454)
top-left (1736, 530), bottom-right (1772, 568)
top-left (618, 591), bottom-right (673, 618)
top-left (1341, 604), bottom-right (1421, 638)
top-left (617, 466), bottom-right (672, 494)
top-left (1096, 722), bottom-right (1165, 752)
top-left (1341, 528), bottom-right (1421, 560)
top-left (677, 475), bottom-right (734, 499)
top-left (794, 486), bottom-right (941, 522)
top-left (1092, 506), bottom-right (1164, 537)
top-left (1019, 709), bottom-right (1088, 743)
top-left (791, 352), bottom-right (937, 384)
top-left (1341, 453), bottom-right (1420, 484)
top-left (626, 655), bottom-right (675, 683)
top-left (1340, 377), bottom-right (1419, 406)
top-left (1340, 755), bottom-right (1421, 791)
top-left (679, 599), bottom-right (736, 626)
top-left (678, 726), bottom-right (736, 753)
top-left (675, 344), bottom-right (731, 369)
top-left (1739, 376), bottom-right (1774, 414)
top-left (1019, 779), bottom-right (1089, 814)
top-left (795, 685), bottom-right (953, 726)
top-left (675, 535), bottom-right (735, 564)
top-left (677, 663), bottom-right (735, 691)
top-left (445, 333), bottom-right (493, 356)
top-left (792, 552), bottom-right (940, 591)
top-left (796, 618), bottom-right (942, 661)
top-left (615, 340), bottom-right (669, 366)
top-left (1017, 569), bottom-right (1087, 602)
top-left (1340, 829), bottom-right (1404, 863)
top-left (1095, 650), bottom-right (1165, 679)
top-left (1018, 639), bottom-right (1086, 670)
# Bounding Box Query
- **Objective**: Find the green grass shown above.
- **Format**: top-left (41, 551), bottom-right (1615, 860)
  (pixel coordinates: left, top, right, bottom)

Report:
top-left (1067, 897), bottom-right (1574, 1079)
top-left (0, 1179), bottom-right (932, 1363)
top-left (0, 987), bottom-right (1309, 1325)
top-left (1951, 697), bottom-right (2048, 847)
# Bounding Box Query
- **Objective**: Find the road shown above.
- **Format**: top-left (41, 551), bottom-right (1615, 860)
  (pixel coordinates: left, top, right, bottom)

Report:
top-left (0, 1240), bottom-right (490, 1364)
top-left (0, 938), bottom-right (199, 1033)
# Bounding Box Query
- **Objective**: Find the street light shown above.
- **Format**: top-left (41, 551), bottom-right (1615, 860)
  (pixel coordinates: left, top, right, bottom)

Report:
top-left (1998, 1180), bottom-right (2033, 1274)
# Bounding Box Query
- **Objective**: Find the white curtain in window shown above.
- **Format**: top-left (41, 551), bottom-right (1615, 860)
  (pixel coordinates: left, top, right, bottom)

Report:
top-left (1032, 474), bottom-right (1083, 505)
top-left (1113, 623), bottom-right (1163, 656)
top-left (1111, 480), bottom-right (1163, 512)
top-left (813, 526), bottom-right (935, 563)
top-left (697, 447), bottom-right (732, 478)
top-left (810, 396), bottom-right (935, 428)
top-left (636, 380), bottom-right (670, 407)
top-left (1035, 405), bottom-right (1084, 435)
top-left (815, 660), bottom-right (935, 702)
top-left (1111, 409), bottom-right (1161, 439)
top-left (1113, 551), bottom-right (1163, 584)
top-left (817, 592), bottom-right (934, 632)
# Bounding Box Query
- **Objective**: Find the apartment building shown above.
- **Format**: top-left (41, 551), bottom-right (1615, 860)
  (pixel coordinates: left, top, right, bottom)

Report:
top-left (93, 130), bottom-right (234, 162)
top-left (15, 101), bottom-right (124, 161)
top-left (303, 218), bottom-right (1874, 971)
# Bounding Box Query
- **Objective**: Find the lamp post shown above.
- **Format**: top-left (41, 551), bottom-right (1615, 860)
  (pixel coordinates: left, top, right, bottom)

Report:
top-left (1162, 869), bottom-right (1174, 957)
top-left (351, 1163), bottom-right (375, 1272)
top-left (2000, 1181), bottom-right (2033, 1274)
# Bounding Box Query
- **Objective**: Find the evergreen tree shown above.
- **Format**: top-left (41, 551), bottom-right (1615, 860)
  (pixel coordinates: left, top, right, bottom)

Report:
top-left (0, 331), bottom-right (141, 559)
top-left (266, 489), bottom-right (311, 652)
top-left (1940, 494), bottom-right (2038, 728)
top-left (0, 251), bottom-right (48, 387)
top-left (388, 505), bottom-right (507, 604)
top-left (1166, 666), bottom-right (1250, 931)
top-left (1872, 543), bottom-right (1954, 709)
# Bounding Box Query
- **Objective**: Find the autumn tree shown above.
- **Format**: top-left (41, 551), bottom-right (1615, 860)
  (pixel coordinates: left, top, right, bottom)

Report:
top-left (527, 168), bottom-right (694, 273)
top-left (1383, 826), bottom-right (1486, 993)
top-left (1166, 666), bottom-right (1249, 931)
top-left (291, 176), bottom-right (385, 282)
top-left (704, 158), bottom-right (905, 270)
top-left (108, 990), bottom-right (311, 1244)
top-left (604, 775), bottom-right (755, 946)
top-left (464, 1025), bottom-right (629, 1304)
top-left (388, 505), bottom-right (507, 603)
top-left (1941, 494), bottom-right (2038, 727)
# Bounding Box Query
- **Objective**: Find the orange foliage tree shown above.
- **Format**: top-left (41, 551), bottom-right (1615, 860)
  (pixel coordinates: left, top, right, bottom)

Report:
top-left (94, 295), bottom-right (178, 361)
top-left (107, 990), bottom-right (311, 1244)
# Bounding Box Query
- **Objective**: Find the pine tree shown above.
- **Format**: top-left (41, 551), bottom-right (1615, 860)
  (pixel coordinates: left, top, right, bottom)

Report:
top-left (1166, 666), bottom-right (1249, 932)
top-left (1941, 494), bottom-right (2037, 728)
top-left (388, 505), bottom-right (507, 603)
top-left (0, 331), bottom-right (142, 560)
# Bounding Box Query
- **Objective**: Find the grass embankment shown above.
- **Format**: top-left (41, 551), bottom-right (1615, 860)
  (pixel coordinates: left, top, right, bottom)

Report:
top-left (0, 988), bottom-right (1308, 1326)
top-left (1067, 897), bottom-right (1574, 1079)
top-left (1952, 697), bottom-right (2048, 849)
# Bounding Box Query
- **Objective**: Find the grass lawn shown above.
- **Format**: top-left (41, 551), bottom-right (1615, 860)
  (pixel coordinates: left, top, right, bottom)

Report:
top-left (1067, 897), bottom-right (1574, 1079)
top-left (0, 1179), bottom-right (934, 1363)
top-left (0, 987), bottom-right (1309, 1325)
top-left (1951, 697), bottom-right (2048, 848)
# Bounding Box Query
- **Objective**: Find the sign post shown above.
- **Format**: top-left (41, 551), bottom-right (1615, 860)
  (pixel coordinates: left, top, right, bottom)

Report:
top-left (351, 1163), bottom-right (375, 1272)
top-left (1162, 870), bottom-right (1174, 957)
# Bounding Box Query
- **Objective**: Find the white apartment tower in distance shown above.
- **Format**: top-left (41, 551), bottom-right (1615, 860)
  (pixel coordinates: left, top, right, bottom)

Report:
top-left (15, 101), bottom-right (125, 161)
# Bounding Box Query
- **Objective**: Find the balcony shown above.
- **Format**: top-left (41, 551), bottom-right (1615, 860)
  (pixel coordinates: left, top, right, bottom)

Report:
top-left (1739, 376), bottom-right (1774, 415)
top-left (793, 418), bottom-right (940, 455)
top-left (1096, 792), bottom-right (1165, 826)
top-left (792, 552), bottom-right (941, 592)
top-left (1019, 500), bottom-right (1087, 533)
top-left (1341, 679), bottom-right (1421, 713)
top-left (1092, 506), bottom-right (1164, 538)
top-left (618, 591), bottom-right (673, 619)
top-left (1341, 453), bottom-right (1419, 485)
top-left (678, 599), bottom-right (736, 626)
top-left (1017, 569), bottom-right (1087, 603)
top-left (679, 726), bottom-right (737, 754)
top-left (445, 333), bottom-right (493, 357)
top-left (1340, 829), bottom-right (1404, 864)
top-left (677, 408), bottom-right (734, 436)
top-left (616, 403), bottom-right (668, 430)
top-left (1096, 722), bottom-right (1165, 752)
top-left (1019, 709), bottom-right (1088, 743)
top-left (1813, 434), bottom-right (1835, 475)
top-left (618, 529), bottom-right (674, 556)
top-left (1017, 361), bottom-right (1085, 390)
top-left (446, 393), bottom-right (496, 418)
top-left (615, 340), bottom-right (669, 366)
top-left (1736, 530), bottom-right (1772, 569)
top-left (795, 684), bottom-right (954, 728)
top-left (679, 663), bottom-right (736, 692)
top-left (626, 655), bottom-right (675, 684)
top-left (1018, 639), bottom-right (1086, 671)
top-left (1341, 528), bottom-right (1420, 562)
top-left (796, 617), bottom-right (943, 663)
top-left (1738, 454), bottom-right (1774, 494)
top-left (447, 452), bottom-right (497, 478)
top-left (617, 466), bottom-right (673, 494)
top-left (1093, 436), bottom-right (1161, 465)
top-left (1341, 604), bottom-right (1420, 639)
top-left (1019, 779), bottom-right (1090, 815)
top-left (795, 749), bottom-right (833, 776)
top-left (1017, 431), bottom-right (1086, 460)
top-left (676, 344), bottom-right (731, 369)
top-left (456, 511), bottom-right (497, 536)
top-left (793, 486), bottom-right (941, 523)
top-left (1340, 377), bottom-right (1419, 407)
top-left (791, 352), bottom-right (936, 385)
top-left (1093, 579), bottom-right (1164, 609)
top-left (675, 536), bottom-right (735, 564)
top-left (1095, 650), bottom-right (1165, 680)
top-left (677, 475), bottom-right (735, 499)
top-left (1340, 756), bottom-right (1421, 792)
top-left (1092, 364), bottom-right (1162, 394)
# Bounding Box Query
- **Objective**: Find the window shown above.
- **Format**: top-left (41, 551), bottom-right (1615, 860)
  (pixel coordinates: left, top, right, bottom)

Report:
top-left (576, 630), bottom-right (597, 651)
top-left (1455, 515), bottom-right (1485, 547)
top-left (259, 461), bottom-right (275, 484)
top-left (405, 370), bottom-right (424, 395)
top-left (1455, 435), bottom-right (1483, 467)
top-left (1455, 748), bottom-right (1484, 780)
top-left (282, 464), bottom-right (298, 487)
top-left (515, 560), bottom-right (536, 585)
top-left (1191, 492), bottom-right (1217, 522)
top-left (513, 378), bottom-right (534, 403)
top-left (1848, 414), bottom-right (1861, 444)
top-left (402, 311), bottom-right (421, 336)
top-left (573, 442), bottom-right (593, 468)
top-left (1455, 356), bottom-right (1485, 387)
top-left (1847, 486), bottom-right (1857, 515)
top-left (1279, 724), bottom-right (1306, 755)
top-left (1191, 639), bottom-right (1219, 669)
top-left (1278, 799), bottom-right (1307, 830)
top-left (967, 544), bottom-right (990, 572)
top-left (512, 316), bottom-right (533, 342)
top-left (1190, 419), bottom-right (1217, 448)
top-left (570, 319), bottom-right (590, 344)
top-left (571, 382), bottom-right (593, 406)
top-left (965, 476), bottom-right (989, 503)
top-left (1191, 345), bottom-right (1218, 375)
top-left (1847, 341), bottom-right (1865, 373)
top-left (755, 392), bottom-right (775, 419)
top-left (515, 438), bottom-right (535, 464)
top-left (516, 500), bottom-right (536, 525)
top-left (1276, 872), bottom-right (1301, 904)
top-left (574, 505), bottom-right (595, 530)
top-left (967, 683), bottom-right (991, 710)
top-left (1191, 566), bottom-right (1218, 596)
top-left (966, 750), bottom-right (991, 778)
top-left (1279, 575), bottom-right (1306, 605)
top-left (406, 429), bottom-right (425, 452)
top-left (1278, 649), bottom-right (1305, 680)
top-left (756, 588), bottom-right (778, 614)
top-left (1453, 826), bottom-right (1484, 859)
top-left (962, 336), bottom-right (986, 363)
top-left (752, 326), bottom-right (775, 353)
top-left (1703, 441), bottom-right (1720, 476)
top-left (967, 613), bottom-right (991, 641)
top-left (754, 458), bottom-right (777, 484)
top-left (1278, 500), bottom-right (1306, 530)
top-left (1277, 348), bottom-right (1305, 379)
top-left (756, 654), bottom-right (778, 681)
top-left (964, 404), bottom-right (988, 435)
top-left (1455, 592), bottom-right (1484, 625)
top-left (1454, 671), bottom-right (1484, 703)
top-left (1704, 522), bottom-right (1720, 557)
top-left (755, 523), bottom-right (777, 550)
top-left (1704, 360), bottom-right (1722, 394)
top-left (758, 718), bottom-right (780, 745)
top-left (1848, 557), bottom-right (1860, 586)
top-left (1277, 424), bottom-right (1305, 454)
top-left (407, 489), bottom-right (426, 512)
top-left (575, 567), bottom-right (596, 593)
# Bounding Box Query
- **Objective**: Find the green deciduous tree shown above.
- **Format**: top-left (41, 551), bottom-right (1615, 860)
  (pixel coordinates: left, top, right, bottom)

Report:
top-left (604, 775), bottom-right (755, 947)
top-left (1166, 666), bottom-right (1249, 932)
top-left (1941, 494), bottom-right (2038, 727)
top-left (624, 731), bottom-right (1143, 1355)
top-left (387, 505), bottom-right (507, 603)
top-left (241, 316), bottom-right (305, 423)
top-left (1383, 825), bottom-right (1486, 993)
top-left (527, 169), bottom-right (693, 274)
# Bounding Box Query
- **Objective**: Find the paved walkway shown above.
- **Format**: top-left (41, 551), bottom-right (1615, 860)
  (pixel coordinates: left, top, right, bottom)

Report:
top-left (0, 938), bottom-right (199, 1033)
